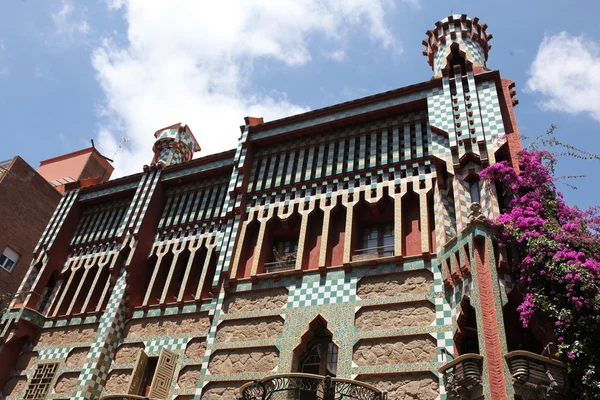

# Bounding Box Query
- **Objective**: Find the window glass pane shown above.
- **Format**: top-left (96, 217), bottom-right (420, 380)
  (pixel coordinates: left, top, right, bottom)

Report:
top-left (470, 181), bottom-right (480, 203)
top-left (0, 255), bottom-right (6, 266)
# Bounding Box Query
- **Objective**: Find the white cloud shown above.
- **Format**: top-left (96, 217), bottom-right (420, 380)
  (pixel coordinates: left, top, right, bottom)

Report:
top-left (327, 50), bottom-right (346, 61)
top-left (93, 0), bottom-right (402, 177)
top-left (52, 1), bottom-right (90, 41)
top-left (527, 32), bottom-right (600, 122)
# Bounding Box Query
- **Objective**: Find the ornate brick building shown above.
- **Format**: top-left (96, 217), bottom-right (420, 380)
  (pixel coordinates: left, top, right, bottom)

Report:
top-left (0, 15), bottom-right (567, 400)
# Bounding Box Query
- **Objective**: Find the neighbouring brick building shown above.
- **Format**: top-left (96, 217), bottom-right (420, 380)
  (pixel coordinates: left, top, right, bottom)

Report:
top-left (0, 15), bottom-right (567, 400)
top-left (0, 157), bottom-right (62, 300)
top-left (0, 147), bottom-right (114, 306)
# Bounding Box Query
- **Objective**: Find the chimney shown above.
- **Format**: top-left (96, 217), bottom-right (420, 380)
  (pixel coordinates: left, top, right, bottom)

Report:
top-left (151, 123), bottom-right (201, 168)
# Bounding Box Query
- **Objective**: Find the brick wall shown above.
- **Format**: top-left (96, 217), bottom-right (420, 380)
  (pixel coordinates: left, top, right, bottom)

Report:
top-left (0, 157), bottom-right (61, 297)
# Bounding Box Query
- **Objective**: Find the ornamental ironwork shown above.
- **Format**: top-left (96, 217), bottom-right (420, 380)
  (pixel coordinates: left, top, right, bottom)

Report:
top-left (238, 373), bottom-right (386, 400)
top-left (439, 353), bottom-right (483, 400)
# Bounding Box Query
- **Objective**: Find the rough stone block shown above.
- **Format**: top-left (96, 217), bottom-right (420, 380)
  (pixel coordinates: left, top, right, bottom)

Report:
top-left (35, 325), bottom-right (98, 347)
top-left (216, 316), bottom-right (284, 342)
top-left (223, 288), bottom-right (288, 314)
top-left (104, 369), bottom-right (132, 393)
top-left (358, 372), bottom-right (439, 400)
top-left (353, 336), bottom-right (437, 366)
top-left (208, 347), bottom-right (279, 374)
top-left (114, 343), bottom-right (145, 364)
top-left (125, 313), bottom-right (209, 338)
top-left (357, 270), bottom-right (433, 299)
top-left (185, 338), bottom-right (206, 360)
top-left (177, 365), bottom-right (201, 389)
top-left (355, 301), bottom-right (435, 331)
top-left (201, 382), bottom-right (243, 400)
top-left (66, 347), bottom-right (90, 367)
top-left (54, 372), bottom-right (80, 394)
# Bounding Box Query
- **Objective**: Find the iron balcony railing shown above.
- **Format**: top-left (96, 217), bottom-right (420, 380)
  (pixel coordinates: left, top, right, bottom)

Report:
top-left (238, 373), bottom-right (386, 400)
top-left (352, 245), bottom-right (394, 261)
top-left (505, 350), bottom-right (569, 397)
top-left (439, 353), bottom-right (483, 399)
top-left (264, 251), bottom-right (297, 273)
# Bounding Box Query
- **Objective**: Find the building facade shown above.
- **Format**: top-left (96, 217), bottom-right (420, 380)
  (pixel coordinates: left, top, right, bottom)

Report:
top-left (0, 147), bottom-right (114, 305)
top-left (0, 157), bottom-right (62, 300)
top-left (0, 15), bottom-right (566, 400)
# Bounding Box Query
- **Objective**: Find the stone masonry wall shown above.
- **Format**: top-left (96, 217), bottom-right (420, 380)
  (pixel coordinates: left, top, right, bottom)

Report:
top-left (357, 271), bottom-right (433, 299)
top-left (208, 347), bottom-right (279, 374)
top-left (124, 313), bottom-right (209, 338)
top-left (177, 365), bottom-right (202, 389)
top-left (114, 343), bottom-right (145, 364)
top-left (355, 301), bottom-right (435, 331)
top-left (35, 325), bottom-right (98, 347)
top-left (223, 288), bottom-right (288, 313)
top-left (66, 347), bottom-right (90, 367)
top-left (185, 338), bottom-right (206, 360)
top-left (353, 336), bottom-right (437, 366)
top-left (54, 372), bottom-right (80, 394)
top-left (201, 382), bottom-right (243, 400)
top-left (359, 372), bottom-right (439, 400)
top-left (104, 370), bottom-right (132, 393)
top-left (216, 316), bottom-right (284, 342)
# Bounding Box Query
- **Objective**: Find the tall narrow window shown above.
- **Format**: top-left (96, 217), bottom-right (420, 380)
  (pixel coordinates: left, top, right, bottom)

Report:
top-left (469, 180), bottom-right (480, 204)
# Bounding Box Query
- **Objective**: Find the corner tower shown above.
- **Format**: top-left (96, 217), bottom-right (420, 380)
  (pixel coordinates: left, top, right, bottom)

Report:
top-left (422, 14), bottom-right (492, 78)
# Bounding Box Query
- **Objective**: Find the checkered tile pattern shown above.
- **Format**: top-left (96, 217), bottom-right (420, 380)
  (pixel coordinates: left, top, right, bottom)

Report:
top-left (477, 80), bottom-right (506, 149)
top-left (74, 268), bottom-right (128, 400)
top-left (287, 275), bottom-right (356, 308)
top-left (434, 297), bottom-right (455, 327)
top-left (145, 338), bottom-right (188, 356)
top-left (38, 346), bottom-right (71, 360)
top-left (436, 331), bottom-right (455, 362)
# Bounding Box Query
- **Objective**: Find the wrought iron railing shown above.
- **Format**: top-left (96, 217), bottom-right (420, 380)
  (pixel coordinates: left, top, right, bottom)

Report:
top-left (238, 373), bottom-right (386, 400)
top-left (100, 395), bottom-right (153, 400)
top-left (505, 350), bottom-right (568, 396)
top-left (439, 353), bottom-right (483, 399)
top-left (264, 259), bottom-right (296, 273)
top-left (352, 245), bottom-right (394, 261)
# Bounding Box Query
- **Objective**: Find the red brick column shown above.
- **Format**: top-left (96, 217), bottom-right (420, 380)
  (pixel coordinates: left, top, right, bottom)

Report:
top-left (474, 235), bottom-right (510, 399)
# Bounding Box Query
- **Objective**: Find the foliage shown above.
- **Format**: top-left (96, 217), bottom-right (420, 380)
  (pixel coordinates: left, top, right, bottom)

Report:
top-left (481, 126), bottom-right (600, 398)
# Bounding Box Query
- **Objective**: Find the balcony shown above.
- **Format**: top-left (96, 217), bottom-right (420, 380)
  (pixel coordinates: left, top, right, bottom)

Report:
top-left (505, 350), bottom-right (568, 397)
top-left (264, 252), bottom-right (297, 274)
top-left (238, 373), bottom-right (387, 400)
top-left (352, 245), bottom-right (394, 262)
top-left (438, 353), bottom-right (483, 399)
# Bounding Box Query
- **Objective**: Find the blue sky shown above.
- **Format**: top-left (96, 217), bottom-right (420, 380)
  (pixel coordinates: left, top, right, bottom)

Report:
top-left (1, 1), bottom-right (599, 208)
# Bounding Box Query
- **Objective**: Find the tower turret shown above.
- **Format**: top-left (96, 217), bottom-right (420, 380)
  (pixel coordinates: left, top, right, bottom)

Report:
top-left (422, 14), bottom-right (493, 78)
top-left (151, 122), bottom-right (200, 168)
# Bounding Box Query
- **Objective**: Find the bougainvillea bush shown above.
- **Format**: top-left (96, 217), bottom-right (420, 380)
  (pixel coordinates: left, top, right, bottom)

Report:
top-left (481, 145), bottom-right (600, 398)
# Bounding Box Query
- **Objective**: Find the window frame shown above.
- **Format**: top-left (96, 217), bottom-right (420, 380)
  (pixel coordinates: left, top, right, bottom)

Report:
top-left (0, 247), bottom-right (20, 273)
